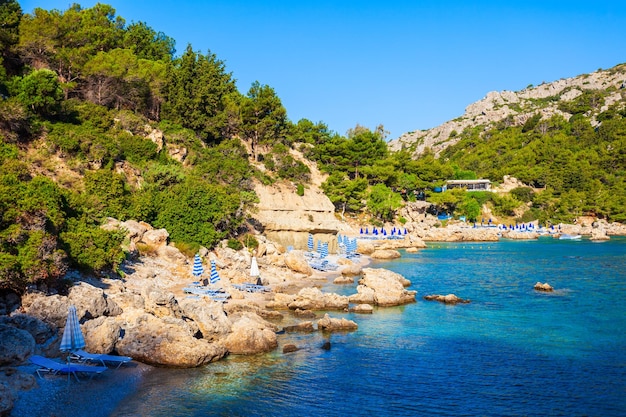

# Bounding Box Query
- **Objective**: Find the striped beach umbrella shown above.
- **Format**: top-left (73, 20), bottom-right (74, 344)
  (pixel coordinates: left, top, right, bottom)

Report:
top-left (60, 305), bottom-right (85, 382)
top-left (210, 260), bottom-right (221, 285)
top-left (60, 305), bottom-right (85, 354)
top-left (320, 242), bottom-right (328, 258)
top-left (192, 254), bottom-right (204, 277)
top-left (307, 234), bottom-right (314, 251)
top-left (316, 240), bottom-right (321, 252)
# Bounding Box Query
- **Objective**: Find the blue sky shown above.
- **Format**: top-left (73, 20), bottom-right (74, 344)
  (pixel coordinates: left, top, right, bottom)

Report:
top-left (19, 0), bottom-right (626, 140)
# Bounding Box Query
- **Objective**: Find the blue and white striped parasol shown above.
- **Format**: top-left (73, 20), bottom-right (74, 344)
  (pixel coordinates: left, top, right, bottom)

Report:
top-left (320, 242), bottom-right (328, 258)
top-left (60, 305), bottom-right (85, 354)
top-left (307, 234), bottom-right (314, 251)
top-left (192, 254), bottom-right (204, 277)
top-left (210, 260), bottom-right (221, 285)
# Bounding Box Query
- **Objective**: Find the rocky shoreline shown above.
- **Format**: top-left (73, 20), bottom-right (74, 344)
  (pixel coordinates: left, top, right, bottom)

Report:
top-left (1, 217), bottom-right (625, 415)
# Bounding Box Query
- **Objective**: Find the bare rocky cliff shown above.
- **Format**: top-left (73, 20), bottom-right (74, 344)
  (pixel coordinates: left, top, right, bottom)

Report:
top-left (250, 150), bottom-right (348, 251)
top-left (389, 63), bottom-right (626, 157)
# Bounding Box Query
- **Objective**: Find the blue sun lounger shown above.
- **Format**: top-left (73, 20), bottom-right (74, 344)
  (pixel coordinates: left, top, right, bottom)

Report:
top-left (70, 350), bottom-right (132, 369)
top-left (30, 355), bottom-right (107, 382)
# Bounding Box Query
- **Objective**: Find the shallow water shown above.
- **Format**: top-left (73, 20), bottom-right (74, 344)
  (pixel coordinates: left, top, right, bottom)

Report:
top-left (113, 237), bottom-right (626, 417)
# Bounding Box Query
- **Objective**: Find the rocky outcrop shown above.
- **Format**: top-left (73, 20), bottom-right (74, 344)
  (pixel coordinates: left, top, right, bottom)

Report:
top-left (534, 282), bottom-right (554, 292)
top-left (284, 250), bottom-right (313, 275)
top-left (423, 294), bottom-right (470, 304)
top-left (349, 304), bottom-right (374, 314)
top-left (287, 287), bottom-right (349, 311)
top-left (317, 314), bottom-right (358, 331)
top-left (223, 313), bottom-right (278, 355)
top-left (114, 313), bottom-right (226, 367)
top-left (0, 325), bottom-right (35, 366)
top-left (252, 180), bottom-right (344, 251)
top-left (349, 268), bottom-right (416, 307)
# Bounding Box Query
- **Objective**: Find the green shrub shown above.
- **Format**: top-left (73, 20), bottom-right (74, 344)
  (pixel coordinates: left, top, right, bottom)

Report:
top-left (227, 238), bottom-right (243, 250)
top-left (296, 183), bottom-right (304, 196)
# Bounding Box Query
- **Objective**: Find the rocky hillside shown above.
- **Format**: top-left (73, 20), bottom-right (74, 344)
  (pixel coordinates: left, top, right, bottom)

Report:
top-left (389, 63), bottom-right (626, 156)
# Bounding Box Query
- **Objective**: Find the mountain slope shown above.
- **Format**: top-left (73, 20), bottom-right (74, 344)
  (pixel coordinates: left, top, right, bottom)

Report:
top-left (389, 63), bottom-right (626, 156)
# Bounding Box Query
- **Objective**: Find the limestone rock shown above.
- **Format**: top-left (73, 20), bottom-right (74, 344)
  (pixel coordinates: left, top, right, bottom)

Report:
top-left (141, 228), bottom-right (169, 247)
top-left (288, 287), bottom-right (349, 311)
top-left (333, 275), bottom-right (354, 284)
top-left (20, 292), bottom-right (69, 328)
top-left (81, 316), bottom-right (121, 354)
top-left (317, 314), bottom-right (358, 331)
top-left (283, 344), bottom-right (299, 353)
top-left (0, 315), bottom-right (55, 345)
top-left (115, 313), bottom-right (225, 367)
top-left (349, 268), bottom-right (416, 307)
top-left (371, 249), bottom-right (401, 259)
top-left (223, 313), bottom-right (278, 355)
top-left (423, 294), bottom-right (470, 304)
top-left (266, 293), bottom-right (296, 310)
top-left (0, 325), bottom-right (35, 366)
top-left (0, 382), bottom-right (14, 417)
top-left (179, 297), bottom-right (232, 342)
top-left (284, 251), bottom-right (313, 275)
top-left (69, 282), bottom-right (121, 320)
top-left (142, 285), bottom-right (182, 319)
top-left (338, 263), bottom-right (362, 276)
top-left (283, 321), bottom-right (315, 333)
top-left (534, 282), bottom-right (554, 292)
top-left (349, 304), bottom-right (373, 314)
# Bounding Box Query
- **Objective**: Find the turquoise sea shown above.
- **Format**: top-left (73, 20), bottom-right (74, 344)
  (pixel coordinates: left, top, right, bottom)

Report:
top-left (112, 237), bottom-right (626, 417)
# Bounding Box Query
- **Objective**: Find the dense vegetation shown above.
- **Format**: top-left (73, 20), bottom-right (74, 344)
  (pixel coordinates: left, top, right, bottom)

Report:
top-left (0, 1), bottom-right (624, 293)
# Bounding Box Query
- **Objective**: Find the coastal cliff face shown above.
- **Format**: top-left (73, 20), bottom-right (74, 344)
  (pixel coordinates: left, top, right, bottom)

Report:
top-left (389, 64), bottom-right (626, 156)
top-left (252, 181), bottom-right (344, 251)
top-left (250, 149), bottom-right (347, 251)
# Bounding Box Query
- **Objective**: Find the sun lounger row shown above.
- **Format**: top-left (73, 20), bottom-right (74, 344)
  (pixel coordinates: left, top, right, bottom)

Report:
top-left (183, 286), bottom-right (231, 301)
top-left (232, 283), bottom-right (271, 293)
top-left (309, 259), bottom-right (338, 271)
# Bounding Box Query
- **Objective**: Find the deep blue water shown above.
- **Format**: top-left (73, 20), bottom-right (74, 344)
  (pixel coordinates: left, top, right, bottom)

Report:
top-left (113, 237), bottom-right (626, 417)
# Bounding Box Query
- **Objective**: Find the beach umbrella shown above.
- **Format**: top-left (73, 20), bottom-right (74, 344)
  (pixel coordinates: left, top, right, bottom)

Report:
top-left (320, 242), bottom-right (328, 258)
top-left (307, 234), bottom-right (314, 251)
top-left (365, 227), bottom-right (369, 234)
top-left (360, 228), bottom-right (363, 234)
top-left (192, 254), bottom-right (204, 277)
top-left (60, 305), bottom-right (85, 382)
top-left (210, 260), bottom-right (221, 285)
top-left (250, 256), bottom-right (260, 278)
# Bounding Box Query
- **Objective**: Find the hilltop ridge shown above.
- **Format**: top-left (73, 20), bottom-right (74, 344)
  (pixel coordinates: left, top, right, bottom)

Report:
top-left (389, 63), bottom-right (626, 156)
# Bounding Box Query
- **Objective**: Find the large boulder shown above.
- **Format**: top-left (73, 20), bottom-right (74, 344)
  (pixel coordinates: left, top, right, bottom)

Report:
top-left (82, 316), bottom-right (122, 354)
top-left (284, 251), bottom-right (313, 275)
top-left (114, 313), bottom-right (226, 367)
top-left (0, 325), bottom-right (35, 366)
top-left (370, 249), bottom-right (401, 259)
top-left (223, 313), bottom-right (278, 355)
top-left (317, 314), bottom-right (358, 331)
top-left (179, 298), bottom-right (232, 342)
top-left (288, 287), bottom-right (349, 311)
top-left (0, 314), bottom-right (55, 345)
top-left (0, 382), bottom-right (14, 417)
top-left (142, 285), bottom-right (182, 319)
top-left (266, 293), bottom-right (297, 310)
top-left (20, 292), bottom-right (69, 328)
top-left (349, 268), bottom-right (416, 307)
top-left (69, 282), bottom-right (122, 320)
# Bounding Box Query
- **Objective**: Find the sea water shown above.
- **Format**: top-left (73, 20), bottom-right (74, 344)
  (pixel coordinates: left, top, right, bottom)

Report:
top-left (112, 237), bottom-right (626, 417)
